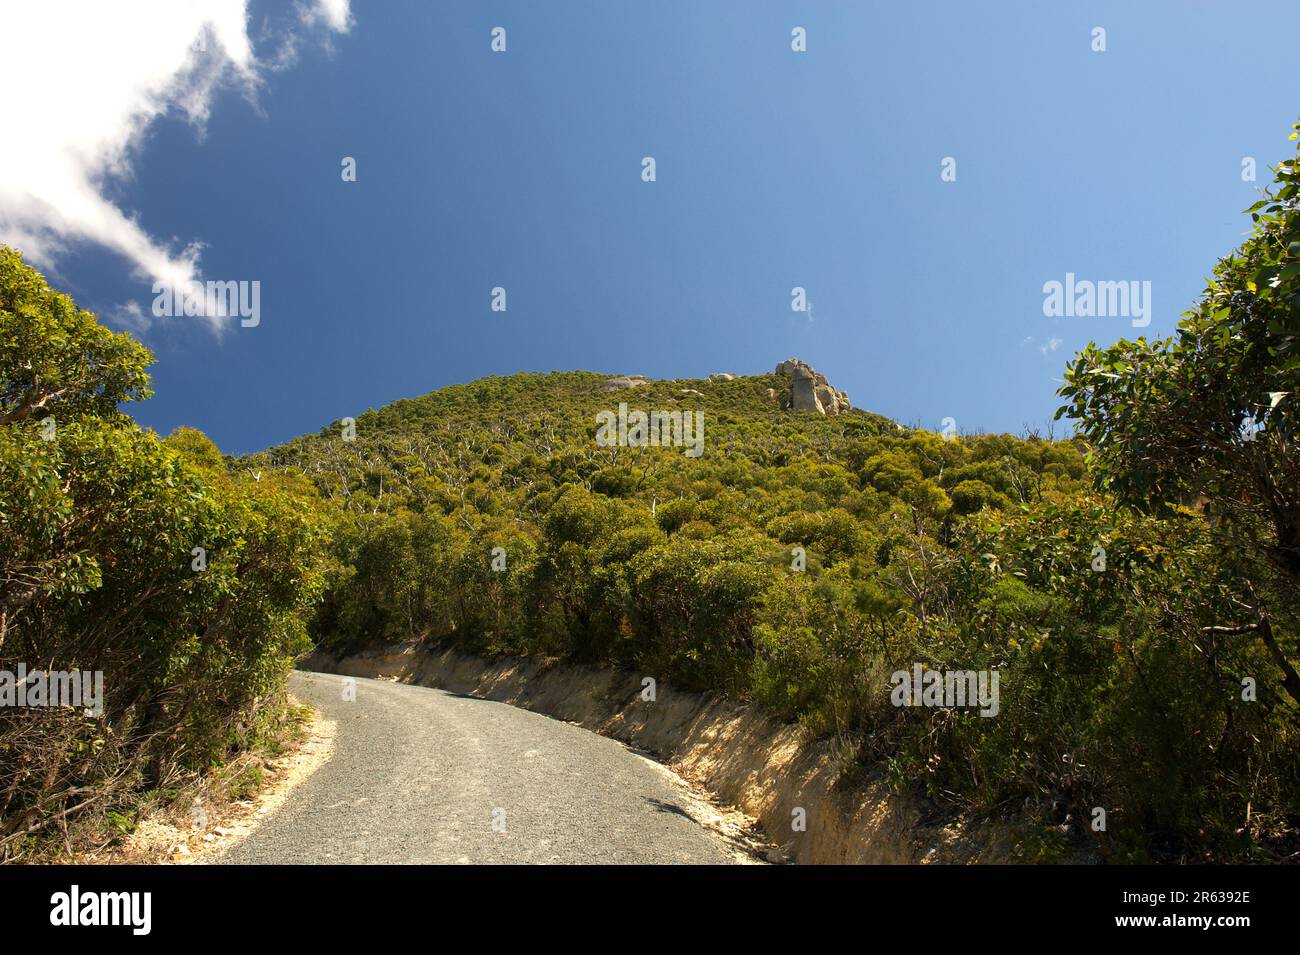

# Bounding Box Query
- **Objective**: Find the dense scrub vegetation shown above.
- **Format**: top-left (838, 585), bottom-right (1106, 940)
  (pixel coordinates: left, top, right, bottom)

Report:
top-left (257, 372), bottom-right (1296, 860)
top-left (0, 246), bottom-right (330, 859)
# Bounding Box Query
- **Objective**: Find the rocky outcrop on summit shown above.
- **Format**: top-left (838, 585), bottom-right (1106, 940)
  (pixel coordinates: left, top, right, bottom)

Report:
top-left (775, 359), bottom-right (850, 415)
top-left (599, 375), bottom-right (650, 392)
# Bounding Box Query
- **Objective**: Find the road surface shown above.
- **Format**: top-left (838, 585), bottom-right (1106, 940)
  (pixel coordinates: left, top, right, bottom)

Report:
top-left (218, 671), bottom-right (749, 864)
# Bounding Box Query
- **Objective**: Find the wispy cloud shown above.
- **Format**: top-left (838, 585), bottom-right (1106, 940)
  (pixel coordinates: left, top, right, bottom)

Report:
top-left (0, 1), bottom-right (350, 331)
top-left (298, 0), bottom-right (352, 33)
top-left (1024, 335), bottom-right (1064, 358)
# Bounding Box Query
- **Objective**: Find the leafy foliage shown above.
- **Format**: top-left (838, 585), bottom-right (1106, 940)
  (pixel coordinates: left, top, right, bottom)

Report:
top-left (1060, 122), bottom-right (1300, 711)
top-left (0, 247), bottom-right (329, 859)
top-left (0, 246), bottom-right (153, 426)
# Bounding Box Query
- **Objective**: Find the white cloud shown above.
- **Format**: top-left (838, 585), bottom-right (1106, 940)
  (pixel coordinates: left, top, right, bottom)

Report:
top-left (299, 0), bottom-right (352, 33)
top-left (0, 0), bottom-right (350, 330)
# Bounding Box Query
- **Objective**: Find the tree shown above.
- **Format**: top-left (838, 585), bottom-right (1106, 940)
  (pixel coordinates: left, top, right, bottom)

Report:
top-left (1058, 120), bottom-right (1300, 706)
top-left (0, 249), bottom-right (330, 857)
top-left (0, 245), bottom-right (153, 425)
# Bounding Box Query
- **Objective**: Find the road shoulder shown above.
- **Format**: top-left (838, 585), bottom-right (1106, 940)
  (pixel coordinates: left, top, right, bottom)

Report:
top-left (98, 699), bottom-right (336, 864)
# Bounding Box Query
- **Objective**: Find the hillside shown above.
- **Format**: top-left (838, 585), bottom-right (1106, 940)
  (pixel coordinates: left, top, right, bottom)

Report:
top-left (249, 361), bottom-right (1076, 523)
top-left (244, 360), bottom-right (1295, 863)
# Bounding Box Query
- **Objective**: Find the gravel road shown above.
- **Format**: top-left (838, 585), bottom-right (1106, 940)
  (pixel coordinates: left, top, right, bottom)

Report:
top-left (218, 671), bottom-right (749, 864)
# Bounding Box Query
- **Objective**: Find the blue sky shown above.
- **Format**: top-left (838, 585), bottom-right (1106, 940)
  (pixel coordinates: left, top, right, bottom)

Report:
top-left (10, 1), bottom-right (1300, 454)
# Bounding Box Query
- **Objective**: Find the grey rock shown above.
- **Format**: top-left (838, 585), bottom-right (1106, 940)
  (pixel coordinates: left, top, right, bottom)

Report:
top-left (775, 358), bottom-right (850, 414)
top-left (793, 375), bottom-right (825, 414)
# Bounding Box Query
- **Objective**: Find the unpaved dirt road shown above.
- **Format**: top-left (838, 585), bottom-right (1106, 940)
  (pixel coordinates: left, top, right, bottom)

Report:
top-left (218, 671), bottom-right (753, 864)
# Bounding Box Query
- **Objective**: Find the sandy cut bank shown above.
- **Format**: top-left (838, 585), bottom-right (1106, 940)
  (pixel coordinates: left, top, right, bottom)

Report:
top-left (300, 642), bottom-right (1023, 864)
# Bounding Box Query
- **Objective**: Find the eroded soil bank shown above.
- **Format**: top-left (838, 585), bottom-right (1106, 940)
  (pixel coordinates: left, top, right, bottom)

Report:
top-left (300, 642), bottom-right (1018, 864)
